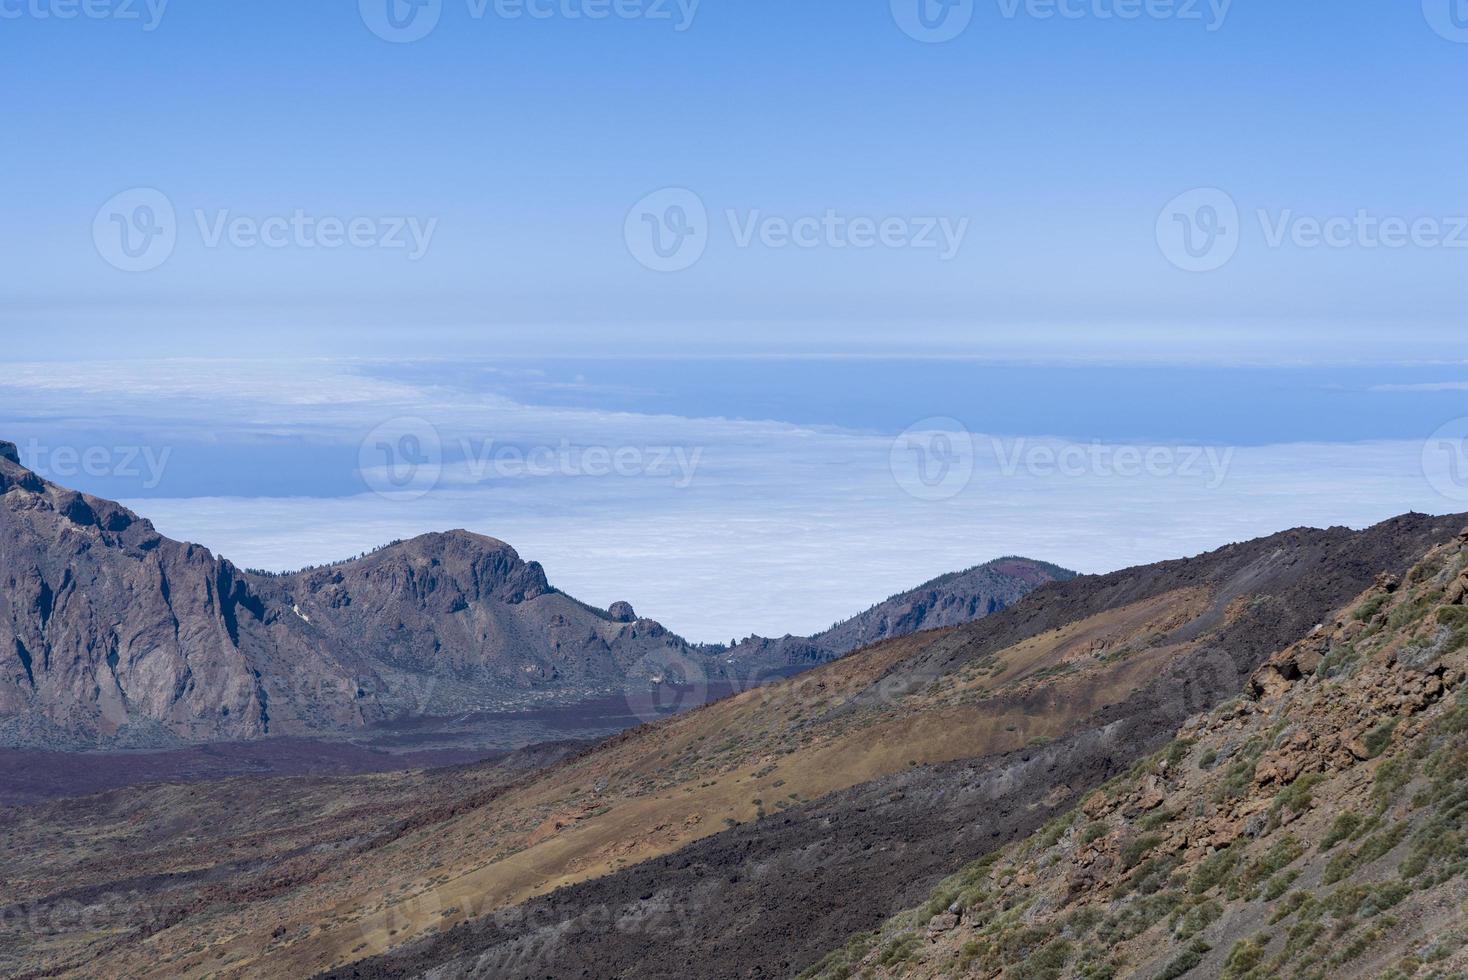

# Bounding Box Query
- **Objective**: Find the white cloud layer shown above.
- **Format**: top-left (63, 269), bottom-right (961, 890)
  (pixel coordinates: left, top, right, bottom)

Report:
top-left (3, 359), bottom-right (1464, 642)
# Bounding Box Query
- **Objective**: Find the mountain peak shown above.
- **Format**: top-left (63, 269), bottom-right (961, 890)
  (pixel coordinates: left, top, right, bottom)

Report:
top-left (0, 440), bottom-right (20, 465)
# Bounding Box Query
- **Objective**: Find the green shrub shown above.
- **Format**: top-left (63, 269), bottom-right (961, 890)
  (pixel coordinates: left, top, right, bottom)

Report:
top-left (877, 934), bottom-right (920, 967)
top-left (1317, 642), bottom-right (1362, 680)
top-left (1173, 899), bottom-right (1222, 940)
top-left (1011, 938), bottom-right (1072, 980)
top-left (1353, 595), bottom-right (1389, 622)
top-left (1190, 847), bottom-right (1238, 895)
top-left (1120, 855), bottom-right (1180, 898)
top-left (1323, 822), bottom-right (1410, 884)
top-left (1274, 772), bottom-right (1328, 816)
top-left (1321, 812), bottom-right (1363, 850)
top-left (1363, 719), bottom-right (1399, 758)
top-left (1229, 835), bottom-right (1305, 900)
top-left (1324, 881), bottom-right (1410, 919)
top-left (1263, 869), bottom-right (1301, 901)
top-left (1122, 833), bottom-right (1164, 871)
top-left (1157, 940), bottom-right (1212, 980)
top-left (1221, 937), bottom-right (1267, 978)
top-left (1269, 889), bottom-right (1314, 925)
top-left (1166, 739), bottom-right (1196, 768)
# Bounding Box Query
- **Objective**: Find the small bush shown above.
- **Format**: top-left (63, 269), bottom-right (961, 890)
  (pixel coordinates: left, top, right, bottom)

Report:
top-left (1011, 938), bottom-right (1073, 980)
top-left (1263, 869), bottom-right (1301, 901)
top-left (1221, 937), bottom-right (1267, 978)
top-left (1229, 835), bottom-right (1305, 901)
top-left (1363, 719), bottom-right (1400, 758)
top-left (1173, 899), bottom-right (1221, 940)
top-left (1190, 847), bottom-right (1238, 895)
top-left (1122, 833), bottom-right (1164, 871)
top-left (1353, 595), bottom-right (1389, 622)
top-left (1157, 940), bottom-right (1212, 980)
top-left (1324, 822), bottom-right (1410, 884)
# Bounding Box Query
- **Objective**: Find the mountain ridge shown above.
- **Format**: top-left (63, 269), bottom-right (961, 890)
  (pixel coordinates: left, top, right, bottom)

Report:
top-left (0, 449), bottom-right (1066, 748)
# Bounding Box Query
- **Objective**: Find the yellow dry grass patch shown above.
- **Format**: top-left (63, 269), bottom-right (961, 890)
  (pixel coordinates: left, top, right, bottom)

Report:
top-left (77, 590), bottom-right (1215, 979)
top-left (258, 594), bottom-right (1208, 976)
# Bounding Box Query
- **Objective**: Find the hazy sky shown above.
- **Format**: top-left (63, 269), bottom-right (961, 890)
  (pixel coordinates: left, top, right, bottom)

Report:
top-left (3, 1), bottom-right (1467, 333)
top-left (2, 2), bottom-right (1467, 640)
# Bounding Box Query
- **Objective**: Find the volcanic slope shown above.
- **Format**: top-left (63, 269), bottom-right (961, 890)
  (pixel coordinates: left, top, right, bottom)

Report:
top-left (803, 526), bottom-right (1468, 980)
top-left (309, 512), bottom-right (1468, 980)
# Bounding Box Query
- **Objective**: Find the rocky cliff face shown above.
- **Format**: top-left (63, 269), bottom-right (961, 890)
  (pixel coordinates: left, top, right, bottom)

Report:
top-left (0, 452), bottom-right (1064, 748)
top-left (0, 452), bottom-right (716, 747)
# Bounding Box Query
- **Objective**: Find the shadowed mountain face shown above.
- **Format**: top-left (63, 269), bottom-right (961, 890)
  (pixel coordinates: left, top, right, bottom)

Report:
top-left (0, 452), bottom-right (1066, 749)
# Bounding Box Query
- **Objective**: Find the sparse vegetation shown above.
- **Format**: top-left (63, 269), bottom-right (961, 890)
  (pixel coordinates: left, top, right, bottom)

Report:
top-left (765, 540), bottom-right (1468, 980)
top-left (1157, 939), bottom-right (1212, 980)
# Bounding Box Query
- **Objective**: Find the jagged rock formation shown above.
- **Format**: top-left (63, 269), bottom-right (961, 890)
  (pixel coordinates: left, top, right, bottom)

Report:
top-left (0, 450), bottom-right (1064, 748)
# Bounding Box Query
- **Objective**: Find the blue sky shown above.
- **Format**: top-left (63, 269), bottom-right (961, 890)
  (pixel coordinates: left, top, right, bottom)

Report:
top-left (2, 3), bottom-right (1467, 640)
